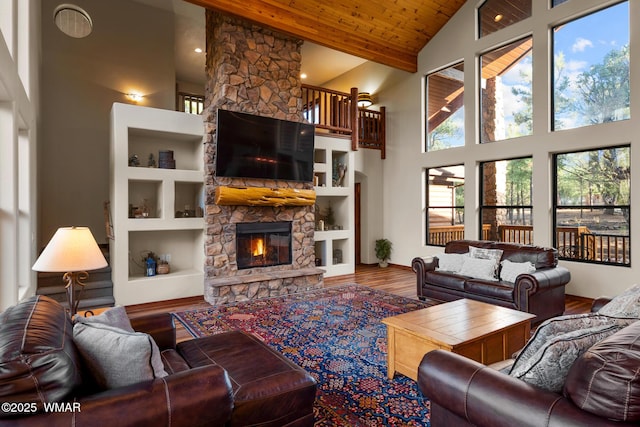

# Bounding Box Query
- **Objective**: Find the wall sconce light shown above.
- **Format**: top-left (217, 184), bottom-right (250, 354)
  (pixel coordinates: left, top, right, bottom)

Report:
top-left (126, 93), bottom-right (144, 103)
top-left (357, 92), bottom-right (373, 108)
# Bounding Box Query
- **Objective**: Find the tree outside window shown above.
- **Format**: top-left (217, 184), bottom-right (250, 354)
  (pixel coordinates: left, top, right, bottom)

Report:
top-left (480, 158), bottom-right (533, 243)
top-left (554, 146), bottom-right (630, 266)
top-left (426, 165), bottom-right (465, 246)
top-left (553, 2), bottom-right (629, 131)
top-left (480, 37), bottom-right (533, 143)
top-left (426, 63), bottom-right (464, 151)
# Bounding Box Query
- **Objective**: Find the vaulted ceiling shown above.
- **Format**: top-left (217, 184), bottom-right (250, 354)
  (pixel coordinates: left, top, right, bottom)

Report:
top-left (184, 0), bottom-right (467, 73)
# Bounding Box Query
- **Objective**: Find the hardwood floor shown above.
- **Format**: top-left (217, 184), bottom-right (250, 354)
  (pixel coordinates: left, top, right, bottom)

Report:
top-left (125, 264), bottom-right (593, 343)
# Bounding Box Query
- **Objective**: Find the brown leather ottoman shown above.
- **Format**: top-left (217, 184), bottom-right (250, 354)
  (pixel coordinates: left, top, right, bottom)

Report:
top-left (177, 330), bottom-right (316, 427)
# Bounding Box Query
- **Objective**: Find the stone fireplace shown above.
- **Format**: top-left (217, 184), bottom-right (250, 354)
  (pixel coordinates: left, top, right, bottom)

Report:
top-left (203, 12), bottom-right (323, 305)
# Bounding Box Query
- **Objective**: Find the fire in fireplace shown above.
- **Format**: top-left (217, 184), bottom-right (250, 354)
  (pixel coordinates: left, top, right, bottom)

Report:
top-left (236, 222), bottom-right (292, 269)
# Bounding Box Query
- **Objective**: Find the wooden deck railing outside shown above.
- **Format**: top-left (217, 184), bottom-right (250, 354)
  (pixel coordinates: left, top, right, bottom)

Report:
top-left (301, 84), bottom-right (385, 157)
top-left (430, 224), bottom-right (630, 265)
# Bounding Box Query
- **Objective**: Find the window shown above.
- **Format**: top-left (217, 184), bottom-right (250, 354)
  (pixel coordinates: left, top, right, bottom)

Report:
top-left (480, 158), bottom-right (533, 243)
top-left (552, 2), bottom-right (629, 131)
top-left (177, 92), bottom-right (204, 114)
top-left (554, 146), bottom-right (630, 266)
top-left (551, 0), bottom-right (570, 6)
top-left (426, 165), bottom-right (465, 246)
top-left (426, 63), bottom-right (464, 151)
top-left (478, 0), bottom-right (531, 38)
top-left (480, 37), bottom-right (533, 143)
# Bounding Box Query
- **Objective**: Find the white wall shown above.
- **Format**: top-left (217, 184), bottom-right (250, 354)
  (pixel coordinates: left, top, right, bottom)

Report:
top-left (381, 0), bottom-right (640, 299)
top-left (39, 0), bottom-right (176, 246)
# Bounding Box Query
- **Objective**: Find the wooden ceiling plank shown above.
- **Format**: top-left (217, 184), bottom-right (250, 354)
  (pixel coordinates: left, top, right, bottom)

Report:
top-left (185, 0), bottom-right (467, 73)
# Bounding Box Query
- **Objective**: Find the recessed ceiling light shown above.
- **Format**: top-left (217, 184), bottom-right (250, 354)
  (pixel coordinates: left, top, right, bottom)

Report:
top-left (54, 4), bottom-right (93, 38)
top-left (494, 14), bottom-right (504, 22)
top-left (300, 73), bottom-right (307, 79)
top-left (194, 48), bottom-right (203, 53)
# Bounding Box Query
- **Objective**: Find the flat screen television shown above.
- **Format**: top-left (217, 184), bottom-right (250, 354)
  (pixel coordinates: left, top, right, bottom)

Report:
top-left (215, 110), bottom-right (315, 182)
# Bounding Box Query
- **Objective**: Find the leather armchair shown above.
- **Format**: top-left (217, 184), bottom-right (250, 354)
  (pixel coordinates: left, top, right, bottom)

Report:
top-left (0, 298), bottom-right (233, 427)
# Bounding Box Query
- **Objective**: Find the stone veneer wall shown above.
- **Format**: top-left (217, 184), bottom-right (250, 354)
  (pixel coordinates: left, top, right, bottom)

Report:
top-left (203, 11), bottom-right (322, 305)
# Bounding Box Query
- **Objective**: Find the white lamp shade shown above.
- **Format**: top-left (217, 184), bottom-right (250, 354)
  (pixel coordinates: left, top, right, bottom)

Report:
top-left (32, 227), bottom-right (108, 272)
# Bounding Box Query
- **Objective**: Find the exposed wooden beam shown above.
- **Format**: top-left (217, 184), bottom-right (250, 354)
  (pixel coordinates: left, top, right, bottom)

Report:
top-left (186, 0), bottom-right (418, 72)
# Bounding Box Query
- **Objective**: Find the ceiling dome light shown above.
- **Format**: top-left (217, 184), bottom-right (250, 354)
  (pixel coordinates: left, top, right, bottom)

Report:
top-left (54, 4), bottom-right (93, 38)
top-left (194, 47), bottom-right (203, 53)
top-left (300, 73), bottom-right (307, 79)
top-left (357, 92), bottom-right (373, 108)
top-left (494, 14), bottom-right (504, 22)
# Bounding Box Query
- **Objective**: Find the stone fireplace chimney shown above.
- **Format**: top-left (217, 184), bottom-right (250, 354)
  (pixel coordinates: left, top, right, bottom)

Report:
top-left (203, 11), bottom-right (323, 305)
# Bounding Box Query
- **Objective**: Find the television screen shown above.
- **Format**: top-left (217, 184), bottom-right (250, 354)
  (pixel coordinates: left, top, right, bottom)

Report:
top-left (215, 110), bottom-right (315, 182)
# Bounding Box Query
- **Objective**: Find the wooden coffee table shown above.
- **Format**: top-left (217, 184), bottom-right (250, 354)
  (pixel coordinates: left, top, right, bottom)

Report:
top-left (382, 299), bottom-right (535, 380)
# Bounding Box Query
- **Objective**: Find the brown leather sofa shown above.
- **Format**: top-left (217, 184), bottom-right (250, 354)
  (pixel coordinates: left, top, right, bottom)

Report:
top-left (418, 297), bottom-right (640, 426)
top-left (413, 240), bottom-right (571, 323)
top-left (0, 295), bottom-right (316, 426)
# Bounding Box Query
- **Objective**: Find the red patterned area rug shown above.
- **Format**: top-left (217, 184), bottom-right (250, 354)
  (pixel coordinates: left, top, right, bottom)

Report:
top-left (173, 284), bottom-right (437, 426)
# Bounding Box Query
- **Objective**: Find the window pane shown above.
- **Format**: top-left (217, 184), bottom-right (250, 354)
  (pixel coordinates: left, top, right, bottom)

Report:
top-left (552, 2), bottom-right (629, 130)
top-left (481, 158), bottom-right (533, 243)
top-left (555, 146), bottom-right (630, 266)
top-left (426, 63), bottom-right (464, 151)
top-left (427, 165), bottom-right (464, 246)
top-left (480, 37), bottom-right (533, 143)
top-left (478, 0), bottom-right (531, 38)
top-left (551, 0), bottom-right (570, 6)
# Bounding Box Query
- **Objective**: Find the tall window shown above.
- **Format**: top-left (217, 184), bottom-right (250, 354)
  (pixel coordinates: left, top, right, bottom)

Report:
top-left (478, 0), bottom-right (531, 38)
top-left (480, 37), bottom-right (533, 143)
top-left (480, 158), bottom-right (533, 243)
top-left (554, 146), bottom-right (630, 266)
top-left (552, 2), bottom-right (629, 131)
top-left (426, 165), bottom-right (465, 246)
top-left (426, 63), bottom-right (464, 151)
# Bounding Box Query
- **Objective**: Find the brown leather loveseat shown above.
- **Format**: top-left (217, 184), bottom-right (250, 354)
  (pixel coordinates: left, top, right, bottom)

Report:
top-left (0, 295), bottom-right (316, 426)
top-left (418, 297), bottom-right (640, 426)
top-left (413, 240), bottom-right (571, 323)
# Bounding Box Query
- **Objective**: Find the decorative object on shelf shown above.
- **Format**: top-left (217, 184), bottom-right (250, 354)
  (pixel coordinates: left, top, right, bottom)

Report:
top-left (145, 253), bottom-right (157, 277)
top-left (158, 150), bottom-right (176, 169)
top-left (375, 238), bottom-right (393, 268)
top-left (32, 226), bottom-right (108, 316)
top-left (333, 249), bottom-right (343, 264)
top-left (141, 199), bottom-right (150, 218)
top-left (156, 261), bottom-right (170, 274)
top-left (332, 159), bottom-right (347, 187)
top-left (147, 153), bottom-right (156, 167)
top-left (325, 203), bottom-right (335, 227)
top-left (318, 220), bottom-right (325, 231)
top-left (315, 258), bottom-right (322, 266)
top-left (357, 92), bottom-right (373, 108)
top-left (128, 154), bottom-right (140, 167)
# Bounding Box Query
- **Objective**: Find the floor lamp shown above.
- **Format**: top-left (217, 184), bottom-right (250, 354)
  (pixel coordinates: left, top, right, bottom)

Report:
top-left (32, 226), bottom-right (108, 316)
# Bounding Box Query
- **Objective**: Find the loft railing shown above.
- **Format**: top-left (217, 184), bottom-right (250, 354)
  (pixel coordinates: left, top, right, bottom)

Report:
top-left (301, 84), bottom-right (385, 158)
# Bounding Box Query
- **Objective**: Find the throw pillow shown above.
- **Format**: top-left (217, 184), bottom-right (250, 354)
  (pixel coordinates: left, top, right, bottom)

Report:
top-left (73, 322), bottom-right (168, 390)
top-left (458, 256), bottom-right (498, 281)
top-left (598, 284), bottom-right (640, 318)
top-left (74, 306), bottom-right (134, 332)
top-left (435, 252), bottom-right (467, 273)
top-left (469, 246), bottom-right (503, 277)
top-left (509, 323), bottom-right (627, 393)
top-left (499, 259), bottom-right (536, 283)
top-left (512, 313), bottom-right (635, 366)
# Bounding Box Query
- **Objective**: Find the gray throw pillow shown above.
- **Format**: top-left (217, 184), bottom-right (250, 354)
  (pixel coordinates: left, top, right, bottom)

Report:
top-left (598, 284), bottom-right (640, 318)
top-left (74, 306), bottom-right (134, 332)
top-left (73, 322), bottom-right (168, 389)
top-left (509, 322), bottom-right (629, 392)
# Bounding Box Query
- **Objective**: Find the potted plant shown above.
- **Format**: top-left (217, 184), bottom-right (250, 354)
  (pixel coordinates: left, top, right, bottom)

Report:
top-left (375, 238), bottom-right (392, 267)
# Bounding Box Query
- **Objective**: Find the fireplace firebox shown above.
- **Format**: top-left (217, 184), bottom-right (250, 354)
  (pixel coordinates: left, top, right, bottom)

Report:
top-left (236, 222), bottom-right (292, 269)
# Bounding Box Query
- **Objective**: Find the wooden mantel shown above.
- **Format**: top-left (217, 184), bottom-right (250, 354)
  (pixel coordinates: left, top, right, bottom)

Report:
top-left (215, 186), bottom-right (316, 207)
